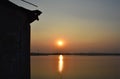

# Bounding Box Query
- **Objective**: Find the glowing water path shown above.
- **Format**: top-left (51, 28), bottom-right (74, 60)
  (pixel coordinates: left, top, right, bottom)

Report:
top-left (58, 55), bottom-right (64, 79)
top-left (58, 55), bottom-right (64, 73)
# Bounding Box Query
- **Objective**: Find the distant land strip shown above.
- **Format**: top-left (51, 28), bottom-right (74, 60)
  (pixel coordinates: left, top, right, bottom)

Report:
top-left (30, 53), bottom-right (120, 56)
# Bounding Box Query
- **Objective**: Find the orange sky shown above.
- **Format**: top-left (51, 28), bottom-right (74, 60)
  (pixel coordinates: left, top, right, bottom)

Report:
top-left (11, 0), bottom-right (120, 53)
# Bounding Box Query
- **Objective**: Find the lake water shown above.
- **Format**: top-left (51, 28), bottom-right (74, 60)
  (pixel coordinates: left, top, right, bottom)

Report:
top-left (31, 55), bottom-right (120, 79)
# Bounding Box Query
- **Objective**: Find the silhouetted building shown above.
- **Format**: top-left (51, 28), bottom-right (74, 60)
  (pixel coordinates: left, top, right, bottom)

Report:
top-left (0, 0), bottom-right (42, 79)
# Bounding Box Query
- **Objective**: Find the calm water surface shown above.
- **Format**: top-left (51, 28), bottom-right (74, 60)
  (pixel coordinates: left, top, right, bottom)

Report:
top-left (31, 55), bottom-right (120, 79)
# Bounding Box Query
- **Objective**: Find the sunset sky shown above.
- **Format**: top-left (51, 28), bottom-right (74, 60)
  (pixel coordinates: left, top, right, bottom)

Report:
top-left (11, 0), bottom-right (120, 53)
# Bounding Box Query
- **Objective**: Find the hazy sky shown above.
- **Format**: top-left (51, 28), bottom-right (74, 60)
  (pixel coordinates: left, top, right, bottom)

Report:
top-left (10, 0), bottom-right (120, 53)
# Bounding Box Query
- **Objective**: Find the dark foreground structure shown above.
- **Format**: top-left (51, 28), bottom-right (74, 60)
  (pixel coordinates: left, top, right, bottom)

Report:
top-left (0, 0), bottom-right (42, 79)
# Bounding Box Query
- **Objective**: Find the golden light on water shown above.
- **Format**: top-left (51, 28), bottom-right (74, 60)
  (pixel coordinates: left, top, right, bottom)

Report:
top-left (58, 55), bottom-right (64, 73)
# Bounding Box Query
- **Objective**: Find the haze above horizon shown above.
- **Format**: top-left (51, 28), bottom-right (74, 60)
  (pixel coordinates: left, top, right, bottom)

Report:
top-left (10, 0), bottom-right (120, 53)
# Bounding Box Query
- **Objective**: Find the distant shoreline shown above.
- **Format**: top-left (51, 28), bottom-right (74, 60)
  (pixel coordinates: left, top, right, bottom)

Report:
top-left (30, 52), bottom-right (120, 56)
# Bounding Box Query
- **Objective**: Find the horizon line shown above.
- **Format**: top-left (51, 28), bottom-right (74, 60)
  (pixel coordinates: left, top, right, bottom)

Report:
top-left (30, 52), bottom-right (120, 56)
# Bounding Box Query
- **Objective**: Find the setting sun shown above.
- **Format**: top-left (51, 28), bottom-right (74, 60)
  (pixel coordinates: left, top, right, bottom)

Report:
top-left (57, 40), bottom-right (64, 46)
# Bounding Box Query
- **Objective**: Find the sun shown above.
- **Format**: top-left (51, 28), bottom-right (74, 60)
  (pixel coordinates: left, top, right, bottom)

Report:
top-left (57, 40), bottom-right (64, 46)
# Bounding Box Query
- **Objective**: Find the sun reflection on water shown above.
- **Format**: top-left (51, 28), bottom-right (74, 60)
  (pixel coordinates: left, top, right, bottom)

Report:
top-left (58, 55), bottom-right (64, 74)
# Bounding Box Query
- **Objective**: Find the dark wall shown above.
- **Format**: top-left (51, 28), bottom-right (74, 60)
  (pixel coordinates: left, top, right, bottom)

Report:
top-left (0, 2), bottom-right (30, 79)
